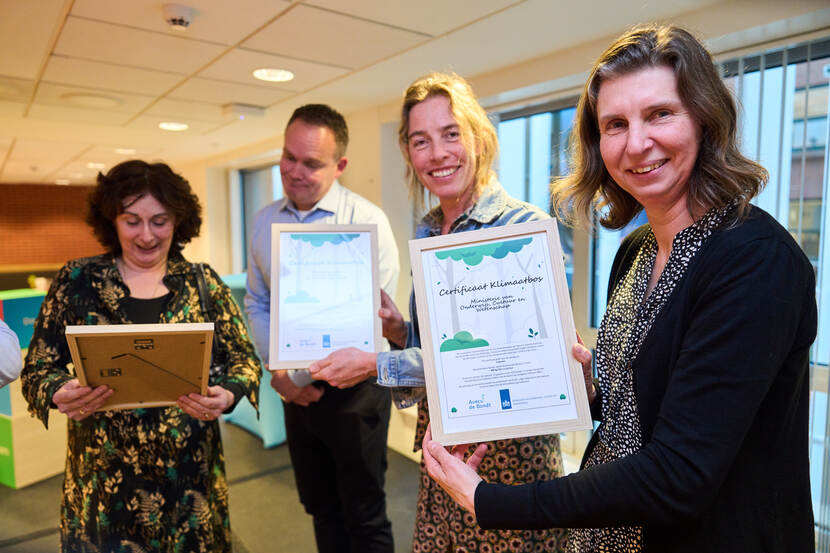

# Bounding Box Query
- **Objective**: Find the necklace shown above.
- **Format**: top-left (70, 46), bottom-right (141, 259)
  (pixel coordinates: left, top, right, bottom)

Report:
top-left (117, 258), bottom-right (166, 298)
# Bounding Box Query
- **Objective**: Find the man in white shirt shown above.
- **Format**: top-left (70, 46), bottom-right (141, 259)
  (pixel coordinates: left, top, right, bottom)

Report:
top-left (0, 319), bottom-right (22, 388)
top-left (245, 104), bottom-right (399, 553)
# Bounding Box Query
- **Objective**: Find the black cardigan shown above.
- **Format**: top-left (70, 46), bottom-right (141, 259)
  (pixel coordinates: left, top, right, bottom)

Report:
top-left (475, 206), bottom-right (817, 552)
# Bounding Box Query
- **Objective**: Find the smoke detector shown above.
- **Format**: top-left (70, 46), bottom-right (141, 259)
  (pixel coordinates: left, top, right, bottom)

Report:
top-left (163, 3), bottom-right (195, 31)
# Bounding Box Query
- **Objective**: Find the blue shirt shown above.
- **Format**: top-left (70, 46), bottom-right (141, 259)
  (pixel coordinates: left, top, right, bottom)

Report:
top-left (376, 181), bottom-right (550, 408)
top-left (245, 181), bottom-right (400, 365)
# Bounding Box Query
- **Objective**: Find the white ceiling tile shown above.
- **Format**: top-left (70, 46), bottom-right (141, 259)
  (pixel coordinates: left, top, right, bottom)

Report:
top-left (54, 16), bottom-right (226, 74)
top-left (169, 77), bottom-right (294, 106)
top-left (0, 77), bottom-right (35, 103)
top-left (0, 101), bottom-right (26, 118)
top-left (126, 114), bottom-right (219, 135)
top-left (9, 138), bottom-right (90, 162)
top-left (27, 103), bottom-right (134, 125)
top-left (242, 5), bottom-right (427, 69)
top-left (199, 49), bottom-right (348, 92)
top-left (146, 98), bottom-right (231, 124)
top-left (1, 160), bottom-right (56, 183)
top-left (304, 0), bottom-right (516, 36)
top-left (42, 56), bottom-right (184, 96)
top-left (0, 0), bottom-right (65, 79)
top-left (70, 0), bottom-right (292, 46)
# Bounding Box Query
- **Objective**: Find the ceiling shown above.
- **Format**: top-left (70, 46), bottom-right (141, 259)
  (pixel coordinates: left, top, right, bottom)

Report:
top-left (0, 0), bottom-right (789, 185)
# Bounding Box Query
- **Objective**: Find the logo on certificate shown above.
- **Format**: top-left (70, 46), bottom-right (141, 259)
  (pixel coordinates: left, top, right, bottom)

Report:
top-left (500, 389), bottom-right (512, 410)
top-left (322, 334), bottom-right (331, 348)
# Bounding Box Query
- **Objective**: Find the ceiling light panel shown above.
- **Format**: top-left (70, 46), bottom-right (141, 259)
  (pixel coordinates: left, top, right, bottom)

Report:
top-left (127, 115), bottom-right (214, 134)
top-left (27, 104), bottom-right (134, 126)
top-left (54, 17), bottom-right (225, 74)
top-left (242, 5), bottom-right (426, 69)
top-left (305, 0), bottom-right (515, 36)
top-left (43, 56), bottom-right (184, 96)
top-left (71, 0), bottom-right (292, 45)
top-left (198, 49), bottom-right (347, 92)
top-left (34, 83), bottom-right (153, 114)
top-left (0, 0), bottom-right (66, 79)
top-left (169, 77), bottom-right (293, 106)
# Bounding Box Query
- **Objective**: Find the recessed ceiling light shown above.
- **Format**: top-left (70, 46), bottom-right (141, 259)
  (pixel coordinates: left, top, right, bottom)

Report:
top-left (115, 148), bottom-right (136, 155)
top-left (87, 162), bottom-right (106, 169)
top-left (159, 121), bottom-right (188, 131)
top-left (55, 179), bottom-right (71, 185)
top-left (253, 68), bottom-right (294, 82)
top-left (60, 92), bottom-right (122, 108)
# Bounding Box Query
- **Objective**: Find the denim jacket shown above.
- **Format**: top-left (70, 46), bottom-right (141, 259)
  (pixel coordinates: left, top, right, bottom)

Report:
top-left (375, 181), bottom-right (549, 408)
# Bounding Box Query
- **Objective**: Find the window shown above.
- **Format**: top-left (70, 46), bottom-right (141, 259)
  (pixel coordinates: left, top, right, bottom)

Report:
top-left (236, 165), bottom-right (282, 270)
top-left (497, 105), bottom-right (576, 291)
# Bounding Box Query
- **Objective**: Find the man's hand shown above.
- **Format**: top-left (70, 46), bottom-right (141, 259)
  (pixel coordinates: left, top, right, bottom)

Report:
top-left (379, 290), bottom-right (406, 348)
top-left (308, 348), bottom-right (376, 389)
top-left (270, 370), bottom-right (324, 406)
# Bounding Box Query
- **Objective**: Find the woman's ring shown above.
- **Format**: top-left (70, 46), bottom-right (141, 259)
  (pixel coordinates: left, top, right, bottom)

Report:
top-left (79, 408), bottom-right (85, 415)
top-left (203, 412), bottom-right (210, 420)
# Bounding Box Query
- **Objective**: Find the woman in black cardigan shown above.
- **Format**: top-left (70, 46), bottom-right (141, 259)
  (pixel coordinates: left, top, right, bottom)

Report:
top-left (421, 24), bottom-right (817, 552)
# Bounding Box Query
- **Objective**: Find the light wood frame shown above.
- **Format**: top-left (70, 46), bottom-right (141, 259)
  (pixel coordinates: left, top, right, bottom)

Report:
top-left (409, 219), bottom-right (592, 445)
top-left (65, 323), bottom-right (213, 410)
top-left (268, 223), bottom-right (382, 370)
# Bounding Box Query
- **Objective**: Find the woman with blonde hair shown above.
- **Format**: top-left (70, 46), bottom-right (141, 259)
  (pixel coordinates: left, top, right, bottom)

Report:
top-left (422, 25), bottom-right (817, 552)
top-left (309, 72), bottom-right (569, 551)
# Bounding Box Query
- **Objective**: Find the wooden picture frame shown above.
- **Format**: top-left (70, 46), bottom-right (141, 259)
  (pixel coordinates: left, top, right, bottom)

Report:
top-left (409, 219), bottom-right (592, 445)
top-left (65, 323), bottom-right (213, 410)
top-left (269, 224), bottom-right (382, 370)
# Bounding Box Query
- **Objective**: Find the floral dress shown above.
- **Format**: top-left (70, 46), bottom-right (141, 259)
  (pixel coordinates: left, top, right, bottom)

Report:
top-left (21, 253), bottom-right (261, 553)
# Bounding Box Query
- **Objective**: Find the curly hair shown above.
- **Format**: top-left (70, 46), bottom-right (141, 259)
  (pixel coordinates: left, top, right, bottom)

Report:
top-left (86, 160), bottom-right (202, 256)
top-left (398, 72), bottom-right (498, 211)
top-left (552, 24), bottom-right (767, 229)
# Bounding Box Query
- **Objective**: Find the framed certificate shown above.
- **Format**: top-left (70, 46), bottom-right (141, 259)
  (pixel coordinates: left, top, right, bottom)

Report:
top-left (410, 220), bottom-right (592, 445)
top-left (65, 323), bottom-right (213, 410)
top-left (269, 224), bottom-right (382, 370)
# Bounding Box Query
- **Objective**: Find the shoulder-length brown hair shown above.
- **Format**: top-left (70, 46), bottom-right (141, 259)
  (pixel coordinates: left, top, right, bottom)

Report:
top-left (553, 24), bottom-right (767, 229)
top-left (398, 72), bottom-right (498, 211)
top-left (86, 160), bottom-right (202, 256)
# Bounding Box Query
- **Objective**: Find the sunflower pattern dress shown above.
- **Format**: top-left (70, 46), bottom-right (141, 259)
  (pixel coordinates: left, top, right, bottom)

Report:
top-left (22, 254), bottom-right (261, 553)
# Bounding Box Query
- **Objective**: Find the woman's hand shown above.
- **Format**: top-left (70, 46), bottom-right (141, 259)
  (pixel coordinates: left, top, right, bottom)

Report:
top-left (574, 333), bottom-right (596, 404)
top-left (52, 379), bottom-right (113, 420)
top-left (308, 348), bottom-right (377, 389)
top-left (177, 385), bottom-right (234, 421)
top-left (379, 289), bottom-right (407, 348)
top-left (422, 425), bottom-right (487, 515)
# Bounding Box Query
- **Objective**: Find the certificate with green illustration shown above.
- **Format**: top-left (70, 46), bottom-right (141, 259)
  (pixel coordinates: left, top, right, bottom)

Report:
top-left (410, 220), bottom-right (592, 445)
top-left (269, 224), bottom-right (382, 370)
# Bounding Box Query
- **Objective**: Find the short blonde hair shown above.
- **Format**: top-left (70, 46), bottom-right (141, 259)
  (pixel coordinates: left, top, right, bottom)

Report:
top-left (398, 72), bottom-right (498, 210)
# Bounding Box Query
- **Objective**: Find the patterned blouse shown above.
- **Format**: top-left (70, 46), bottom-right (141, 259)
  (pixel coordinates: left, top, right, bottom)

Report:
top-left (21, 253), bottom-right (261, 553)
top-left (570, 204), bottom-right (731, 552)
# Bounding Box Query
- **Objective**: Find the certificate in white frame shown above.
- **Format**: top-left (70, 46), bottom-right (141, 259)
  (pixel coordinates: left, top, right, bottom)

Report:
top-left (410, 220), bottom-right (592, 445)
top-left (65, 323), bottom-right (213, 410)
top-left (269, 224), bottom-right (382, 370)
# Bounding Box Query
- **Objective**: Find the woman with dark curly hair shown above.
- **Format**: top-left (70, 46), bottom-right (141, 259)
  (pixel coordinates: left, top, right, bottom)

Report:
top-left (22, 159), bottom-right (261, 553)
top-left (423, 25), bottom-right (817, 552)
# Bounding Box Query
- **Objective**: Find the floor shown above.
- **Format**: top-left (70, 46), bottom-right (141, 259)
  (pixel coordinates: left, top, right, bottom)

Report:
top-left (0, 420), bottom-right (421, 553)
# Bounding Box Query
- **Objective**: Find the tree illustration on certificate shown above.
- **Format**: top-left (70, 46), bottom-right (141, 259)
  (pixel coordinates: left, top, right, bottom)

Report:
top-left (422, 232), bottom-right (574, 431)
top-left (277, 232), bottom-right (374, 361)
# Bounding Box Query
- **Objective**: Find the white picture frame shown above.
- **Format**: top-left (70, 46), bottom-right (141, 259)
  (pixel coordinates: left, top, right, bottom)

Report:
top-left (268, 224), bottom-right (382, 370)
top-left (409, 220), bottom-right (592, 445)
top-left (65, 323), bottom-right (213, 410)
